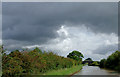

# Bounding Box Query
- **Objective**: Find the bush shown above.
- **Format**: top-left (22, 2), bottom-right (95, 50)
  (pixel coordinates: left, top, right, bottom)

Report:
top-left (88, 61), bottom-right (99, 66)
top-left (99, 59), bottom-right (106, 68)
top-left (2, 48), bottom-right (81, 76)
top-left (99, 51), bottom-right (120, 72)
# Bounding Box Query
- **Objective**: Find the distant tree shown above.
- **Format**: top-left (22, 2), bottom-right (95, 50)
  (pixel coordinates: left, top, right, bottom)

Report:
top-left (99, 59), bottom-right (106, 68)
top-left (89, 61), bottom-right (99, 66)
top-left (83, 58), bottom-right (93, 65)
top-left (85, 58), bottom-right (92, 61)
top-left (67, 50), bottom-right (84, 61)
top-left (33, 47), bottom-right (42, 53)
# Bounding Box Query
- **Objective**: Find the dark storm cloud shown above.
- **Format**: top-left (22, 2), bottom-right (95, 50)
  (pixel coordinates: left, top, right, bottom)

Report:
top-left (2, 2), bottom-right (118, 51)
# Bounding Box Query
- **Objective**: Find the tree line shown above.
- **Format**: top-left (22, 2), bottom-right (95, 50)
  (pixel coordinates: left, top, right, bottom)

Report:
top-left (82, 58), bottom-right (99, 66)
top-left (99, 51), bottom-right (120, 72)
top-left (1, 46), bottom-right (83, 77)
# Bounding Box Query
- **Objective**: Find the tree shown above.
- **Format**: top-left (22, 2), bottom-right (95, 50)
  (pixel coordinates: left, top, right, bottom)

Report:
top-left (105, 51), bottom-right (120, 71)
top-left (85, 58), bottom-right (92, 61)
top-left (99, 59), bottom-right (106, 68)
top-left (89, 61), bottom-right (99, 66)
top-left (33, 47), bottom-right (42, 53)
top-left (99, 51), bottom-right (120, 72)
top-left (67, 50), bottom-right (84, 61)
top-left (83, 58), bottom-right (93, 65)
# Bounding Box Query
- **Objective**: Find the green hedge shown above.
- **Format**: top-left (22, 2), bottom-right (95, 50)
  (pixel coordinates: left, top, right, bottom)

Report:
top-left (2, 48), bottom-right (81, 77)
top-left (99, 51), bottom-right (120, 72)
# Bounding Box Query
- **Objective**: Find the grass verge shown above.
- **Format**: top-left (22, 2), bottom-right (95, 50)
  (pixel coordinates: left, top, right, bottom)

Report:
top-left (43, 65), bottom-right (83, 75)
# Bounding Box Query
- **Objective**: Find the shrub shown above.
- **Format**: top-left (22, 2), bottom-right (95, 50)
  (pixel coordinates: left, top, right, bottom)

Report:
top-left (99, 51), bottom-right (120, 72)
top-left (2, 48), bottom-right (82, 76)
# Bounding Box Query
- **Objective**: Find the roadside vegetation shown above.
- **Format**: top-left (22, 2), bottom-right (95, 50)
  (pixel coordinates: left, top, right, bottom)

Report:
top-left (88, 61), bottom-right (99, 66)
top-left (99, 51), bottom-right (120, 72)
top-left (43, 65), bottom-right (82, 75)
top-left (82, 58), bottom-right (100, 66)
top-left (1, 46), bottom-right (83, 77)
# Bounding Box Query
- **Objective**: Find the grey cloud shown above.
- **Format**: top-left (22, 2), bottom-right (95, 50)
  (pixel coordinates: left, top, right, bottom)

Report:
top-left (93, 44), bottom-right (118, 55)
top-left (2, 0), bottom-right (119, 2)
top-left (2, 2), bottom-right (118, 52)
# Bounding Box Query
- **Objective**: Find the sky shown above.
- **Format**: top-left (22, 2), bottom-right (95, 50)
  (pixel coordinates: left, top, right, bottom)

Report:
top-left (2, 0), bottom-right (120, 2)
top-left (2, 2), bottom-right (118, 61)
top-left (0, 2), bottom-right (2, 45)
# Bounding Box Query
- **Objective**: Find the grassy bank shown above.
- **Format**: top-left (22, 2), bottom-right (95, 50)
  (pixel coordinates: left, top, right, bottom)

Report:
top-left (43, 65), bottom-right (83, 75)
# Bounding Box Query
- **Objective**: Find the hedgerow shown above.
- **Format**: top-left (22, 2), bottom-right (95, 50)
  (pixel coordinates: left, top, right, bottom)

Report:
top-left (99, 51), bottom-right (120, 72)
top-left (2, 47), bottom-right (82, 77)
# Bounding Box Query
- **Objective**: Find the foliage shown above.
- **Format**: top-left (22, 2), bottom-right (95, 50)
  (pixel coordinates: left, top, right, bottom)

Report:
top-left (44, 65), bottom-right (83, 75)
top-left (99, 59), bottom-right (106, 68)
top-left (2, 48), bottom-right (82, 77)
top-left (88, 61), bottom-right (99, 66)
top-left (85, 58), bottom-right (92, 61)
top-left (99, 51), bottom-right (120, 72)
top-left (33, 47), bottom-right (42, 53)
top-left (67, 50), bottom-right (84, 62)
top-left (82, 58), bottom-right (93, 65)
